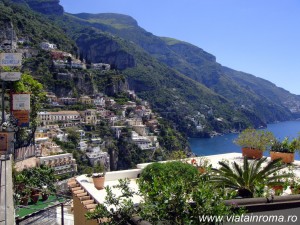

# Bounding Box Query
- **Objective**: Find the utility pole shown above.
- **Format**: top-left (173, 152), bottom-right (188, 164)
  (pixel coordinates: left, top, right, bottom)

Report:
top-left (61, 203), bottom-right (64, 225)
top-left (1, 82), bottom-right (4, 124)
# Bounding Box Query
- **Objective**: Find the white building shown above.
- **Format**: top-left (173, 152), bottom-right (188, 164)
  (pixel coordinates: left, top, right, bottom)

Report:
top-left (40, 42), bottom-right (57, 51)
top-left (91, 63), bottom-right (110, 70)
top-left (38, 153), bottom-right (77, 175)
top-left (85, 146), bottom-right (110, 171)
top-left (78, 141), bottom-right (88, 151)
top-left (131, 131), bottom-right (155, 150)
top-left (77, 130), bottom-right (86, 140)
top-left (93, 96), bottom-right (106, 107)
top-left (126, 118), bottom-right (143, 126)
top-left (38, 111), bottom-right (80, 125)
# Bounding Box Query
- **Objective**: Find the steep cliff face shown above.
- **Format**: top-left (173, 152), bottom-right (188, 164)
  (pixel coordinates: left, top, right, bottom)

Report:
top-left (76, 31), bottom-right (136, 70)
top-left (47, 70), bottom-right (96, 97)
top-left (0, 20), bottom-right (17, 43)
top-left (105, 77), bottom-right (128, 96)
top-left (12, 0), bottom-right (64, 15)
top-left (66, 12), bottom-right (300, 124)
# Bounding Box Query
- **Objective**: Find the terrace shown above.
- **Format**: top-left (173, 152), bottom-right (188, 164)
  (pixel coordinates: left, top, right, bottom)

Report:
top-left (69, 153), bottom-right (300, 225)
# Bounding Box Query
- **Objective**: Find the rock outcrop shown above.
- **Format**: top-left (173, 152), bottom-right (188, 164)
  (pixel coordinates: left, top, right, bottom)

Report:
top-left (12, 0), bottom-right (64, 16)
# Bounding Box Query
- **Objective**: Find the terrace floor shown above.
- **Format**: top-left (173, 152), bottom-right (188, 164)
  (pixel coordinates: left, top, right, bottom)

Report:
top-left (76, 152), bottom-right (300, 206)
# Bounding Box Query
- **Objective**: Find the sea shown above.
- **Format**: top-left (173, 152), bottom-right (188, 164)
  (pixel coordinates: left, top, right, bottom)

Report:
top-left (189, 120), bottom-right (300, 160)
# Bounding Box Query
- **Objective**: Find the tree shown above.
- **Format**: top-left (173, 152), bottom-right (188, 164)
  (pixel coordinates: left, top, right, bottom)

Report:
top-left (85, 178), bottom-right (138, 225)
top-left (66, 127), bottom-right (80, 147)
top-left (169, 150), bottom-right (187, 160)
top-left (138, 161), bottom-right (240, 225)
top-left (13, 73), bottom-right (46, 147)
top-left (211, 157), bottom-right (292, 198)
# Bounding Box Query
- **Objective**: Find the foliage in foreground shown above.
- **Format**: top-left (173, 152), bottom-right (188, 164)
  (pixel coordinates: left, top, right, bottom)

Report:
top-left (138, 161), bottom-right (240, 225)
top-left (234, 128), bottom-right (275, 151)
top-left (13, 73), bottom-right (46, 147)
top-left (211, 157), bottom-right (292, 198)
top-left (85, 178), bottom-right (138, 225)
top-left (86, 162), bottom-right (242, 225)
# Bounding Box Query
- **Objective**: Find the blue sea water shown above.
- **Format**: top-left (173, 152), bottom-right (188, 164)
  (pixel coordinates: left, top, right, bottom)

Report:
top-left (189, 121), bottom-right (300, 160)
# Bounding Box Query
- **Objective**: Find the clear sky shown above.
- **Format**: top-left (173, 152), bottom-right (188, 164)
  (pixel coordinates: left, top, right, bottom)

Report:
top-left (60, 0), bottom-right (300, 95)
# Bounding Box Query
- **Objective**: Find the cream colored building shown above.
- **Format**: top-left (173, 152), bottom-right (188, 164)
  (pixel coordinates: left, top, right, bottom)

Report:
top-left (79, 96), bottom-right (92, 105)
top-left (38, 111), bottom-right (80, 125)
top-left (38, 153), bottom-right (77, 175)
top-left (83, 109), bottom-right (98, 125)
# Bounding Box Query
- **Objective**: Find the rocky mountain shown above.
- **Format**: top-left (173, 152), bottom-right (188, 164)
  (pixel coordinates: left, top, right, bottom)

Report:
top-left (2, 0), bottom-right (300, 137)
top-left (64, 12), bottom-right (299, 124)
top-left (12, 0), bottom-right (63, 15)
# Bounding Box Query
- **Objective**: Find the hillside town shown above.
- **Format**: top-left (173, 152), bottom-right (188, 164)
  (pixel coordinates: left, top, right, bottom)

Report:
top-left (1, 1), bottom-right (300, 225)
top-left (1, 36), bottom-right (161, 174)
top-left (32, 89), bottom-right (160, 173)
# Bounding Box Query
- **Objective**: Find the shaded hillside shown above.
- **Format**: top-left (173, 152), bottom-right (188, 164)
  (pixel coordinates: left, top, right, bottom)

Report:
top-left (0, 0), bottom-right (75, 51)
top-left (63, 25), bottom-right (254, 136)
top-left (12, 0), bottom-right (63, 15)
top-left (64, 12), bottom-right (298, 125)
top-left (3, 0), bottom-right (300, 137)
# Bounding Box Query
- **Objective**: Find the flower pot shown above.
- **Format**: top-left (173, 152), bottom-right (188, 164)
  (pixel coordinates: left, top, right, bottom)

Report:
top-left (197, 167), bottom-right (206, 174)
top-left (20, 196), bottom-right (29, 206)
top-left (290, 186), bottom-right (300, 194)
top-left (30, 193), bottom-right (40, 204)
top-left (242, 147), bottom-right (263, 159)
top-left (271, 185), bottom-right (283, 191)
top-left (270, 151), bottom-right (294, 164)
top-left (93, 176), bottom-right (105, 190)
top-left (16, 183), bottom-right (26, 193)
top-left (271, 185), bottom-right (284, 195)
top-left (31, 188), bottom-right (40, 195)
top-left (237, 188), bottom-right (253, 198)
top-left (41, 193), bottom-right (49, 201)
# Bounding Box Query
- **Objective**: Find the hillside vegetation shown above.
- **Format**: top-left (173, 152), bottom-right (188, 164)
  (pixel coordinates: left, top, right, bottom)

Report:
top-left (3, 0), bottom-right (300, 138)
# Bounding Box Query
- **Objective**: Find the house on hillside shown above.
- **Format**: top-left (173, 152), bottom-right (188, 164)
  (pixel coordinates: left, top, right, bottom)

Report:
top-left (38, 153), bottom-right (77, 175)
top-left (79, 96), bottom-right (92, 105)
top-left (40, 42), bottom-right (57, 51)
top-left (58, 97), bottom-right (77, 105)
top-left (46, 92), bottom-right (58, 104)
top-left (82, 109), bottom-right (98, 125)
top-left (85, 146), bottom-right (110, 171)
top-left (1, 39), bottom-right (17, 50)
top-left (91, 63), bottom-right (111, 70)
top-left (38, 111), bottom-right (80, 125)
top-left (131, 131), bottom-right (156, 150)
top-left (93, 96), bottom-right (105, 107)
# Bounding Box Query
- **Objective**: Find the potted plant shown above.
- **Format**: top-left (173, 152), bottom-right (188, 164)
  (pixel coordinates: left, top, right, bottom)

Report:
top-left (92, 172), bottom-right (106, 190)
top-left (19, 188), bottom-right (31, 206)
top-left (86, 164), bottom-right (106, 190)
top-left (41, 186), bottom-right (50, 201)
top-left (270, 137), bottom-right (300, 164)
top-left (234, 128), bottom-right (274, 159)
top-left (85, 179), bottom-right (138, 224)
top-left (268, 171), bottom-right (291, 196)
top-left (290, 178), bottom-right (300, 194)
top-left (30, 188), bottom-right (40, 204)
top-left (14, 174), bottom-right (27, 192)
top-left (191, 157), bottom-right (211, 174)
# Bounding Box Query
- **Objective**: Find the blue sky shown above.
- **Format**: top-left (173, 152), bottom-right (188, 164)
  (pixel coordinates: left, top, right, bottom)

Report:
top-left (60, 0), bottom-right (300, 95)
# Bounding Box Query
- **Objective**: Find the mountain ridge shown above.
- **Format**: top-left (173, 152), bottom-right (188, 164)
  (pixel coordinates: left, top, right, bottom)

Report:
top-left (65, 12), bottom-right (298, 120)
top-left (3, 0), bottom-right (300, 137)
